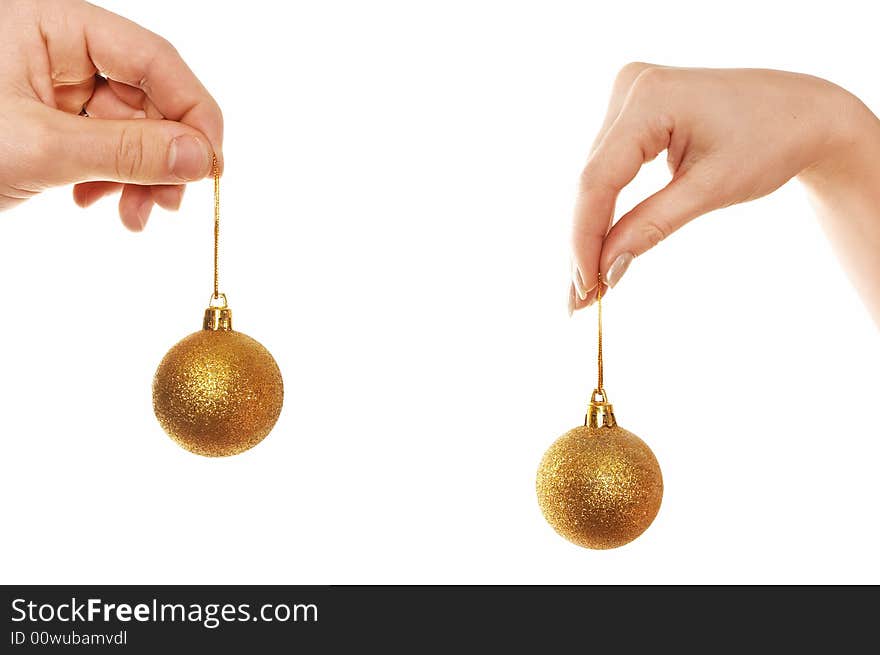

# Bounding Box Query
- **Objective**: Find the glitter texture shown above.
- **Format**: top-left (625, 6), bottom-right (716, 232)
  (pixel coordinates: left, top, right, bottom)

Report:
top-left (536, 425), bottom-right (662, 549)
top-left (152, 329), bottom-right (284, 457)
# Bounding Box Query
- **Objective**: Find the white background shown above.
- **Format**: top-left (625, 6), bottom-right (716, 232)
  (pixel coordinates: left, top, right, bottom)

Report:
top-left (1, 0), bottom-right (878, 584)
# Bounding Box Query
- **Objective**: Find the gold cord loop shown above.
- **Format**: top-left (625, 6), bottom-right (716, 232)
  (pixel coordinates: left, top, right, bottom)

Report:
top-left (208, 292), bottom-right (228, 309)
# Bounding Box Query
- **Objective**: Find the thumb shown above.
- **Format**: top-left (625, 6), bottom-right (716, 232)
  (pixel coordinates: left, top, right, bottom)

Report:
top-left (599, 172), bottom-right (714, 288)
top-left (47, 110), bottom-right (214, 186)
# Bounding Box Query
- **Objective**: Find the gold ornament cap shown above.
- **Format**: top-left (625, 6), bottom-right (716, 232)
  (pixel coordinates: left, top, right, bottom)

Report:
top-left (204, 293), bottom-right (232, 331)
top-left (585, 388), bottom-right (616, 428)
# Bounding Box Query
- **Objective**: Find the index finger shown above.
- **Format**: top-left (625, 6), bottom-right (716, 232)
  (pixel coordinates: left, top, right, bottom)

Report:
top-left (42, 2), bottom-right (224, 170)
top-left (572, 107), bottom-right (672, 308)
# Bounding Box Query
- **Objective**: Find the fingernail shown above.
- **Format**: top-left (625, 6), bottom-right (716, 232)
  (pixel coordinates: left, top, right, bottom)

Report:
top-left (154, 186), bottom-right (185, 211)
top-left (168, 135), bottom-right (210, 181)
top-left (78, 189), bottom-right (95, 208)
top-left (571, 264), bottom-right (595, 301)
top-left (568, 284), bottom-right (576, 317)
top-left (170, 186), bottom-right (184, 210)
top-left (132, 110), bottom-right (147, 119)
top-left (606, 252), bottom-right (634, 288)
top-left (136, 201), bottom-right (152, 230)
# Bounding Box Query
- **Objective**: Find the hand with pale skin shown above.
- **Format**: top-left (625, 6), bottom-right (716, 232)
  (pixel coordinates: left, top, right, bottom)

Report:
top-left (570, 63), bottom-right (880, 328)
top-left (0, 0), bottom-right (222, 230)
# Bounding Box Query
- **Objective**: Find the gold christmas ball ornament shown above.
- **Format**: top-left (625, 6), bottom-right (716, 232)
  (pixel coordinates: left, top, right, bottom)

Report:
top-left (152, 296), bottom-right (284, 457)
top-left (537, 389), bottom-right (663, 549)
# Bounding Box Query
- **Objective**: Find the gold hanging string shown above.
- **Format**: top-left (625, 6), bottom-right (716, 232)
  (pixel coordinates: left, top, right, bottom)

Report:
top-left (202, 155), bottom-right (230, 330)
top-left (596, 275), bottom-right (604, 393)
top-left (584, 273), bottom-right (615, 427)
top-left (213, 155), bottom-right (220, 300)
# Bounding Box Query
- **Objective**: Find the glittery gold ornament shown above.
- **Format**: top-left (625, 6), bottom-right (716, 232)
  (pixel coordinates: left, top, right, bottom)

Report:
top-left (537, 282), bottom-right (662, 549)
top-left (152, 158), bottom-right (283, 457)
top-left (153, 298), bottom-right (283, 457)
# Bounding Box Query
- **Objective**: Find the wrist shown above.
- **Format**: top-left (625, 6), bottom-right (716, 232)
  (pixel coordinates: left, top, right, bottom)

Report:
top-left (799, 88), bottom-right (880, 192)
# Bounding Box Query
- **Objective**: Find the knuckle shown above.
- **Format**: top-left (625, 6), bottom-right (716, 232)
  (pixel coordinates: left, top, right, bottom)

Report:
top-left (158, 36), bottom-right (179, 58)
top-left (640, 220), bottom-right (669, 248)
top-left (615, 61), bottom-right (653, 87)
top-left (114, 125), bottom-right (145, 180)
top-left (630, 65), bottom-right (670, 97)
top-left (137, 36), bottom-right (178, 92)
top-left (148, 36), bottom-right (181, 68)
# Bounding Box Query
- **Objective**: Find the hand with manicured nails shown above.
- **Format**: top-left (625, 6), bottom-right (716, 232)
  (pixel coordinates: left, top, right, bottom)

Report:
top-left (0, 0), bottom-right (222, 230)
top-left (570, 63), bottom-right (880, 327)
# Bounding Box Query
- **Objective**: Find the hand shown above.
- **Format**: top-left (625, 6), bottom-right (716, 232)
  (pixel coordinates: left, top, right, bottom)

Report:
top-left (569, 63), bottom-right (878, 317)
top-left (0, 0), bottom-right (223, 230)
